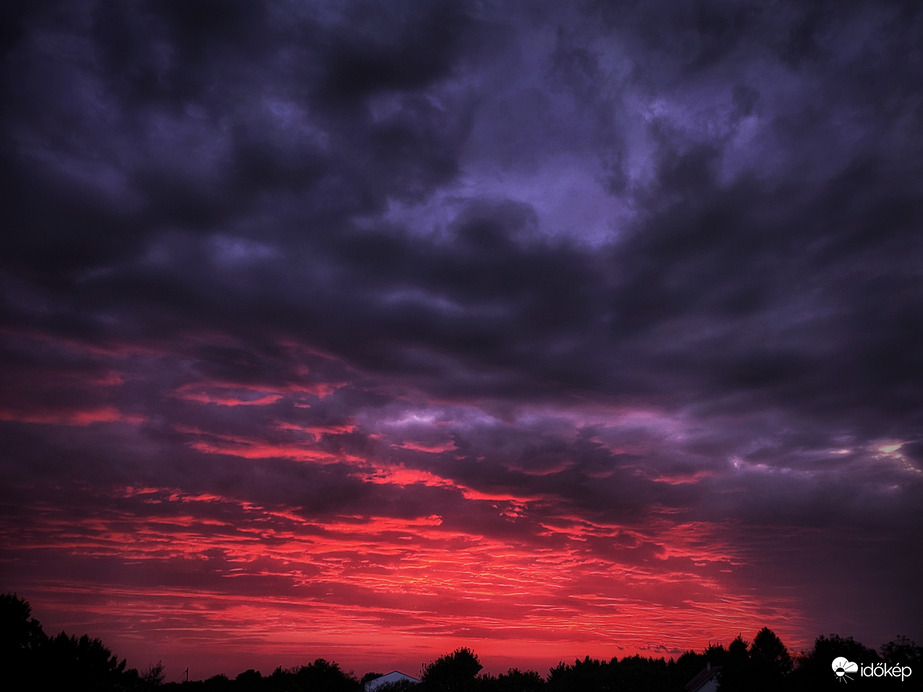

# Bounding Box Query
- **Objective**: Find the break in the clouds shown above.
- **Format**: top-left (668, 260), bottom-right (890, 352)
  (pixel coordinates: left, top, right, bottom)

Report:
top-left (1, 0), bottom-right (921, 680)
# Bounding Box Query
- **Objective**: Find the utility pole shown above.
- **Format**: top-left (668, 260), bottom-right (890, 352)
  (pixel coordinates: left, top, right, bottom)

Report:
top-left (184, 667), bottom-right (189, 683)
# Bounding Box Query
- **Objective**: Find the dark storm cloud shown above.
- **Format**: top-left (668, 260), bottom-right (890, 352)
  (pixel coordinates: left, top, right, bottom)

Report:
top-left (2, 0), bottom-right (922, 665)
top-left (315, 1), bottom-right (474, 104)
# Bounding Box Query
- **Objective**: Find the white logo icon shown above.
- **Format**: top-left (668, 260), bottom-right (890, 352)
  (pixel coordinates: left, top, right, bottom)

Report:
top-left (832, 657), bottom-right (859, 683)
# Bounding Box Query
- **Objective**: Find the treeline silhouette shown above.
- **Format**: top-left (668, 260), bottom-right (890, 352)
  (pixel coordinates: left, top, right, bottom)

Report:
top-left (3, 594), bottom-right (920, 691)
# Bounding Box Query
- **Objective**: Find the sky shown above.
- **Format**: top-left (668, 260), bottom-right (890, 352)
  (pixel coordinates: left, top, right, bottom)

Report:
top-left (1, 0), bottom-right (922, 682)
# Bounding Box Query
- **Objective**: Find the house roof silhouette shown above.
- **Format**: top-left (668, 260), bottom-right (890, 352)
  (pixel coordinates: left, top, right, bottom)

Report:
top-left (685, 664), bottom-right (721, 692)
top-left (364, 671), bottom-right (420, 692)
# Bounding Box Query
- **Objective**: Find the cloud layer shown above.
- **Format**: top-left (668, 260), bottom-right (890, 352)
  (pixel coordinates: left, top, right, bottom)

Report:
top-left (1, 0), bottom-right (921, 679)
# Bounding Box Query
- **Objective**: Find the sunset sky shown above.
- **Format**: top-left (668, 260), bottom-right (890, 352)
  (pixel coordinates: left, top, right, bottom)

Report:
top-left (1, 0), bottom-right (922, 682)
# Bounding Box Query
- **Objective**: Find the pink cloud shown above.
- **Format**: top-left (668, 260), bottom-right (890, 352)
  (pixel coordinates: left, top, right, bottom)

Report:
top-left (0, 406), bottom-right (146, 426)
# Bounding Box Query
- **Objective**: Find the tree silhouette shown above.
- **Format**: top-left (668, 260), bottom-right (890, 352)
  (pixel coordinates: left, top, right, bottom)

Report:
top-left (716, 634), bottom-right (750, 691)
top-left (1, 593), bottom-right (147, 691)
top-left (612, 654), bottom-right (671, 691)
top-left (43, 631), bottom-right (131, 691)
top-left (751, 628), bottom-right (792, 672)
top-left (790, 634), bottom-right (878, 691)
top-left (420, 648), bottom-right (482, 692)
top-left (547, 656), bottom-right (613, 692)
top-left (880, 635), bottom-right (922, 669)
top-left (361, 672), bottom-right (385, 685)
top-left (143, 660), bottom-right (167, 686)
top-left (747, 627), bottom-right (792, 692)
top-left (294, 658), bottom-right (360, 692)
top-left (233, 668), bottom-right (262, 692)
top-left (492, 668), bottom-right (544, 692)
top-left (673, 649), bottom-right (711, 689)
top-left (1, 593), bottom-right (48, 689)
